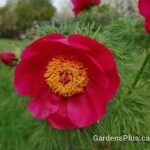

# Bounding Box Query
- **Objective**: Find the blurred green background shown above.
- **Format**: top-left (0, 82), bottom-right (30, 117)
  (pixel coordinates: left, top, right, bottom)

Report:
top-left (0, 0), bottom-right (55, 38)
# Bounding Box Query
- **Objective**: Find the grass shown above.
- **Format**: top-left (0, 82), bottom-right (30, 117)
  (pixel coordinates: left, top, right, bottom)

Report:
top-left (0, 39), bottom-right (30, 50)
top-left (0, 39), bottom-right (30, 58)
top-left (0, 38), bottom-right (33, 150)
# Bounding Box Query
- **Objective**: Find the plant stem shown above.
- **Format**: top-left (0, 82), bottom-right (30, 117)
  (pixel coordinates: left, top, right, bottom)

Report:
top-left (127, 52), bottom-right (150, 95)
top-left (116, 52), bottom-right (150, 109)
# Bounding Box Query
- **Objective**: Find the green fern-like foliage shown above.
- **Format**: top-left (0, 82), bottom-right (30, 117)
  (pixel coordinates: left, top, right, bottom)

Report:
top-left (0, 5), bottom-right (149, 150)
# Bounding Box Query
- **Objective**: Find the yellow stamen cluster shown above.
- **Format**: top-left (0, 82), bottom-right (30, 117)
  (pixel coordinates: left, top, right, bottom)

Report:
top-left (44, 56), bottom-right (89, 97)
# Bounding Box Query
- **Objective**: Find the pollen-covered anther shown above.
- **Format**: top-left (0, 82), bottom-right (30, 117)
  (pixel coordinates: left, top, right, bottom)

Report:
top-left (44, 56), bottom-right (89, 97)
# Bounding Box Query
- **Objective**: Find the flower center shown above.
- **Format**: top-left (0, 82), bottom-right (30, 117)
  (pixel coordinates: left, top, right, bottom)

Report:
top-left (44, 56), bottom-right (89, 97)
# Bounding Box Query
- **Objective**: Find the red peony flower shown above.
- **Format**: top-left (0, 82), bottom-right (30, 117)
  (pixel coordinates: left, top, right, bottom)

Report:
top-left (14, 33), bottom-right (120, 130)
top-left (0, 51), bottom-right (17, 66)
top-left (138, 0), bottom-right (150, 33)
top-left (71, 0), bottom-right (101, 15)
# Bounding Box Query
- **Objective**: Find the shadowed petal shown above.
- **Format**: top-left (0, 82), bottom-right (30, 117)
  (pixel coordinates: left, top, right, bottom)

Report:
top-left (48, 100), bottom-right (77, 129)
top-left (14, 55), bottom-right (48, 96)
top-left (68, 85), bottom-right (107, 127)
top-left (68, 34), bottom-right (116, 71)
top-left (27, 89), bottom-right (60, 119)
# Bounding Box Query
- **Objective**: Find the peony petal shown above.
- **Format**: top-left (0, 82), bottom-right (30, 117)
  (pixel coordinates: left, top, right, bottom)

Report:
top-left (138, 0), bottom-right (150, 18)
top-left (42, 33), bottom-right (66, 40)
top-left (105, 67), bottom-right (121, 100)
top-left (48, 100), bottom-right (77, 129)
top-left (58, 38), bottom-right (90, 52)
top-left (71, 53), bottom-right (110, 95)
top-left (68, 34), bottom-right (115, 71)
top-left (21, 39), bottom-right (84, 61)
top-left (85, 57), bottom-right (109, 93)
top-left (14, 55), bottom-right (49, 96)
top-left (71, 0), bottom-right (101, 15)
top-left (21, 33), bottom-right (65, 59)
top-left (68, 85), bottom-right (107, 127)
top-left (85, 55), bottom-right (120, 101)
top-left (27, 89), bottom-right (60, 119)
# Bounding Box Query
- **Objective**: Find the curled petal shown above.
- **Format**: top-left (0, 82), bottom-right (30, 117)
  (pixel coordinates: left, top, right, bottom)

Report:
top-left (48, 100), bottom-right (77, 129)
top-left (21, 33), bottom-right (65, 59)
top-left (27, 89), bottom-right (60, 119)
top-left (68, 85), bottom-right (107, 127)
top-left (68, 34), bottom-right (116, 71)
